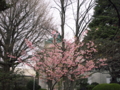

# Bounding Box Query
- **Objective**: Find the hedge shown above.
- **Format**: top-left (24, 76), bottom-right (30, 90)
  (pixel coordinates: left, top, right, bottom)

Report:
top-left (92, 83), bottom-right (120, 90)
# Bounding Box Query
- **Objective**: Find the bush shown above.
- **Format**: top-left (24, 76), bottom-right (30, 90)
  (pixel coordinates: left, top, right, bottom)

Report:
top-left (87, 85), bottom-right (96, 90)
top-left (91, 82), bottom-right (99, 86)
top-left (86, 82), bottom-right (99, 90)
top-left (92, 83), bottom-right (120, 90)
top-left (27, 80), bottom-right (41, 90)
top-left (76, 78), bottom-right (89, 90)
top-left (13, 86), bottom-right (29, 90)
top-left (39, 89), bottom-right (47, 90)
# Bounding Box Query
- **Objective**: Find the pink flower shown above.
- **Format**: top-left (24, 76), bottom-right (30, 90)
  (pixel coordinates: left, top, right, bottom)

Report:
top-left (23, 38), bottom-right (99, 88)
top-left (18, 58), bottom-right (22, 62)
top-left (21, 50), bottom-right (26, 55)
top-left (7, 54), bottom-right (16, 58)
top-left (25, 39), bottom-right (34, 49)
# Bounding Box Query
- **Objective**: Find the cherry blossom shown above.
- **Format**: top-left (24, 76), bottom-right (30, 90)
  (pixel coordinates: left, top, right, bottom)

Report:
top-left (23, 36), bottom-right (107, 90)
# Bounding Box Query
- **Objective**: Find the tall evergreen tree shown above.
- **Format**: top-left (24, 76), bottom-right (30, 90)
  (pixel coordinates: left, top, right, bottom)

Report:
top-left (84, 0), bottom-right (120, 83)
top-left (87, 0), bottom-right (120, 40)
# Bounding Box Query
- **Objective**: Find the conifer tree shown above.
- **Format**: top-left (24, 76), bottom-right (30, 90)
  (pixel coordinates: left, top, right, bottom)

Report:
top-left (84, 0), bottom-right (120, 83)
top-left (86, 0), bottom-right (120, 40)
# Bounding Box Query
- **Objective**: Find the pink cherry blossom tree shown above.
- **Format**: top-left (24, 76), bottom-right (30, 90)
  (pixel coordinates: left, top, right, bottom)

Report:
top-left (23, 36), bottom-right (106, 90)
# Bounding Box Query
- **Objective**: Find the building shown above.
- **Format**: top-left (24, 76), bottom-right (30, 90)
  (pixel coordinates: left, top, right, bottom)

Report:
top-left (88, 71), bottom-right (111, 84)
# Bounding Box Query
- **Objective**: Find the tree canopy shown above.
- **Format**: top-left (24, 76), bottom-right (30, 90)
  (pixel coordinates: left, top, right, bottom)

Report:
top-left (86, 0), bottom-right (120, 40)
top-left (0, 0), bottom-right (54, 90)
top-left (84, 0), bottom-right (120, 83)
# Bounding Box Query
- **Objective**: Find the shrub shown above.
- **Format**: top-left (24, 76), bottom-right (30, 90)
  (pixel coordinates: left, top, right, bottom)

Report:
top-left (91, 82), bottom-right (99, 85)
top-left (40, 89), bottom-right (47, 90)
top-left (27, 80), bottom-right (41, 90)
top-left (13, 86), bottom-right (29, 90)
top-left (92, 83), bottom-right (120, 90)
top-left (76, 78), bottom-right (89, 90)
top-left (87, 85), bottom-right (96, 90)
top-left (86, 82), bottom-right (99, 90)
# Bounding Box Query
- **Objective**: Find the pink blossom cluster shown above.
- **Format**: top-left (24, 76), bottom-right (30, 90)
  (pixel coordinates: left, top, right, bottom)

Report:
top-left (25, 39), bottom-right (34, 49)
top-left (7, 52), bottom-right (17, 58)
top-left (6, 38), bottom-right (107, 82)
top-left (27, 40), bottom-right (101, 81)
top-left (96, 58), bottom-right (107, 66)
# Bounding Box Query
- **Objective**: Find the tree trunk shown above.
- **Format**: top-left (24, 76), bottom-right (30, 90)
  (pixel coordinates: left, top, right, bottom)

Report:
top-left (110, 76), bottom-right (118, 83)
top-left (63, 76), bottom-right (76, 90)
top-left (58, 79), bottom-right (63, 90)
top-left (47, 80), bottom-right (54, 90)
top-left (1, 65), bottom-right (11, 90)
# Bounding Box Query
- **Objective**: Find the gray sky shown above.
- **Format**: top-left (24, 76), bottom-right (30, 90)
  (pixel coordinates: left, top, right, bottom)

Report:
top-left (47, 0), bottom-right (94, 40)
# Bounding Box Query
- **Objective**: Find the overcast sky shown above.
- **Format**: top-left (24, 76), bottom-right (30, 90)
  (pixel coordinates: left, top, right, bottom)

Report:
top-left (47, 0), bottom-right (94, 40)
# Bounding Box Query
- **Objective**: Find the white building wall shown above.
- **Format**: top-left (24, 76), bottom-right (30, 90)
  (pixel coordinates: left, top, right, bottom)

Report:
top-left (88, 72), bottom-right (111, 84)
top-left (39, 76), bottom-right (48, 89)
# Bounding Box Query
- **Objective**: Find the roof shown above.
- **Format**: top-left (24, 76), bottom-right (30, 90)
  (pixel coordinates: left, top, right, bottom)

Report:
top-left (45, 33), bottom-right (62, 44)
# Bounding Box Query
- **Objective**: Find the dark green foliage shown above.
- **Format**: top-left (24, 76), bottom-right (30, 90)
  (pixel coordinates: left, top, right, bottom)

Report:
top-left (76, 78), bottom-right (89, 90)
top-left (86, 82), bottom-right (99, 90)
top-left (87, 85), bottom-right (96, 90)
top-left (27, 80), bottom-right (41, 90)
top-left (91, 82), bottom-right (99, 86)
top-left (84, 0), bottom-right (120, 83)
top-left (86, 0), bottom-right (120, 41)
top-left (0, 71), bottom-right (28, 90)
top-left (92, 83), bottom-right (120, 90)
top-left (39, 89), bottom-right (47, 90)
top-left (13, 86), bottom-right (29, 90)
